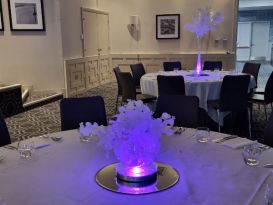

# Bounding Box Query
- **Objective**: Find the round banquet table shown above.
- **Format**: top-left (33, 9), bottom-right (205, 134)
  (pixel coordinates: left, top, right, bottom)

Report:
top-left (140, 70), bottom-right (256, 123)
top-left (0, 129), bottom-right (272, 205)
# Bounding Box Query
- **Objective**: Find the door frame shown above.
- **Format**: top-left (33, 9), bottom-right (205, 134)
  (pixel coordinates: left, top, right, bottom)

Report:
top-left (80, 7), bottom-right (110, 57)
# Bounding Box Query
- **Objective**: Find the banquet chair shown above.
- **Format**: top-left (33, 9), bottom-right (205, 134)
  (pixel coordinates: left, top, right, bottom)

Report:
top-left (118, 72), bottom-right (156, 104)
top-left (153, 95), bottom-right (199, 128)
top-left (163, 61), bottom-right (182, 72)
top-left (249, 71), bottom-right (273, 121)
top-left (207, 75), bottom-right (251, 134)
top-left (242, 62), bottom-right (261, 88)
top-left (262, 111), bottom-right (273, 147)
top-left (130, 63), bottom-right (146, 89)
top-left (113, 67), bottom-right (122, 112)
top-left (203, 61), bottom-right (222, 71)
top-left (60, 96), bottom-right (107, 131)
top-left (157, 75), bottom-right (185, 96)
top-left (0, 111), bottom-right (11, 147)
top-left (113, 67), bottom-right (141, 112)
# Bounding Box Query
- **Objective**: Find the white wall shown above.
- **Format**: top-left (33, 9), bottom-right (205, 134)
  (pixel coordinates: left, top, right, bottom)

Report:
top-left (61, 0), bottom-right (237, 58)
top-left (0, 0), bottom-right (64, 91)
top-left (60, 0), bottom-right (98, 59)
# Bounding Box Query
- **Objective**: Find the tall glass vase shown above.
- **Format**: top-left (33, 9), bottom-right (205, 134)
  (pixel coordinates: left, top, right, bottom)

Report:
top-left (195, 36), bottom-right (202, 75)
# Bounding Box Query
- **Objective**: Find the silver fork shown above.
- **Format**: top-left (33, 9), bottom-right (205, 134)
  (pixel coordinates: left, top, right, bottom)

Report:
top-left (259, 144), bottom-right (271, 152)
top-left (3, 145), bottom-right (17, 150)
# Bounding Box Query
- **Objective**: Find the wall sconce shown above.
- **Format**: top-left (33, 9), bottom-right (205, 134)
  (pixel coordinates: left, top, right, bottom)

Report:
top-left (129, 15), bottom-right (139, 31)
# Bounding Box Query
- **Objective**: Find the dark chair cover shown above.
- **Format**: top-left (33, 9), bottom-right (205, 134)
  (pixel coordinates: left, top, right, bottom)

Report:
top-left (157, 75), bottom-right (185, 96)
top-left (153, 95), bottom-right (199, 128)
top-left (113, 67), bottom-right (122, 111)
top-left (130, 63), bottom-right (146, 87)
top-left (219, 75), bottom-right (250, 112)
top-left (0, 111), bottom-right (11, 147)
top-left (119, 72), bottom-right (155, 103)
top-left (263, 111), bottom-right (273, 147)
top-left (60, 96), bottom-right (107, 131)
top-left (163, 61), bottom-right (182, 72)
top-left (242, 62), bottom-right (261, 87)
top-left (203, 61), bottom-right (223, 71)
top-left (250, 71), bottom-right (273, 120)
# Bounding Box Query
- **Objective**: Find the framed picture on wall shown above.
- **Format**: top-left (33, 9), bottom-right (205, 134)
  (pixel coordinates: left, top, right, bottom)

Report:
top-left (8, 0), bottom-right (45, 31)
top-left (156, 14), bottom-right (180, 39)
top-left (0, 1), bottom-right (4, 31)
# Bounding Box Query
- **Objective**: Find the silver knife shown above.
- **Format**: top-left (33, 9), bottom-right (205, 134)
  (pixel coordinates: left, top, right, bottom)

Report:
top-left (264, 164), bottom-right (273, 168)
top-left (213, 135), bottom-right (237, 143)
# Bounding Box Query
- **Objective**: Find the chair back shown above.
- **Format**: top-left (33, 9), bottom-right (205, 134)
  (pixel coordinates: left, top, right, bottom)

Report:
top-left (60, 96), bottom-right (107, 131)
top-left (154, 95), bottom-right (199, 128)
top-left (264, 71), bottom-right (273, 103)
top-left (203, 61), bottom-right (223, 71)
top-left (263, 111), bottom-right (273, 147)
top-left (157, 75), bottom-right (185, 96)
top-left (163, 61), bottom-right (182, 72)
top-left (130, 63), bottom-right (146, 87)
top-left (219, 75), bottom-right (250, 111)
top-left (242, 62), bottom-right (261, 86)
top-left (0, 84), bottom-right (23, 118)
top-left (118, 72), bottom-right (136, 102)
top-left (113, 67), bottom-right (122, 96)
top-left (0, 111), bottom-right (11, 147)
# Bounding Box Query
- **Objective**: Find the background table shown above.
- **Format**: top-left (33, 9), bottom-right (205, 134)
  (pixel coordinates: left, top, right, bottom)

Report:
top-left (0, 129), bottom-right (272, 205)
top-left (140, 70), bottom-right (256, 122)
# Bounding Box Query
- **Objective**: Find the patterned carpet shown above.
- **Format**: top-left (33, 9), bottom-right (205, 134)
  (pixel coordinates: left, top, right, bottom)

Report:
top-left (5, 62), bottom-right (273, 142)
top-left (6, 83), bottom-right (117, 142)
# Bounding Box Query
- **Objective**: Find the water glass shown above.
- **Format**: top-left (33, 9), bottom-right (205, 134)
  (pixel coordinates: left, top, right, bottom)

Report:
top-left (265, 173), bottom-right (273, 205)
top-left (18, 141), bottom-right (35, 159)
top-left (242, 144), bottom-right (261, 166)
top-left (79, 131), bottom-right (96, 143)
top-left (195, 127), bottom-right (210, 143)
top-left (173, 67), bottom-right (179, 72)
top-left (80, 134), bottom-right (92, 143)
top-left (0, 197), bottom-right (6, 205)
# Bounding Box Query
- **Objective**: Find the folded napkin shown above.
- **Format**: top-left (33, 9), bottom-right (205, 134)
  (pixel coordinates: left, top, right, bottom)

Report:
top-left (222, 137), bottom-right (256, 149)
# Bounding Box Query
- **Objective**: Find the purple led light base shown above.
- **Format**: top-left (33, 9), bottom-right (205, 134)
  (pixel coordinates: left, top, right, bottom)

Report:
top-left (117, 182), bottom-right (158, 194)
top-left (116, 163), bottom-right (157, 178)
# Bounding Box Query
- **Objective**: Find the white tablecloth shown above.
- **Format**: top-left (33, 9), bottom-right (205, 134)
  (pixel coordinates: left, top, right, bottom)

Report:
top-left (0, 130), bottom-right (272, 205)
top-left (140, 70), bottom-right (256, 122)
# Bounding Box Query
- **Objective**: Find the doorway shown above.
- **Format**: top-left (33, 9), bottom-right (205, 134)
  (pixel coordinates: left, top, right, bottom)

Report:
top-left (81, 8), bottom-right (111, 83)
top-left (236, 21), bottom-right (270, 61)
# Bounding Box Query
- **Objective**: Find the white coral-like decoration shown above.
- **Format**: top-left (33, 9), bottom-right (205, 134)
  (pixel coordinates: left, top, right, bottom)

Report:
top-left (184, 8), bottom-right (224, 38)
top-left (97, 100), bottom-right (174, 168)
